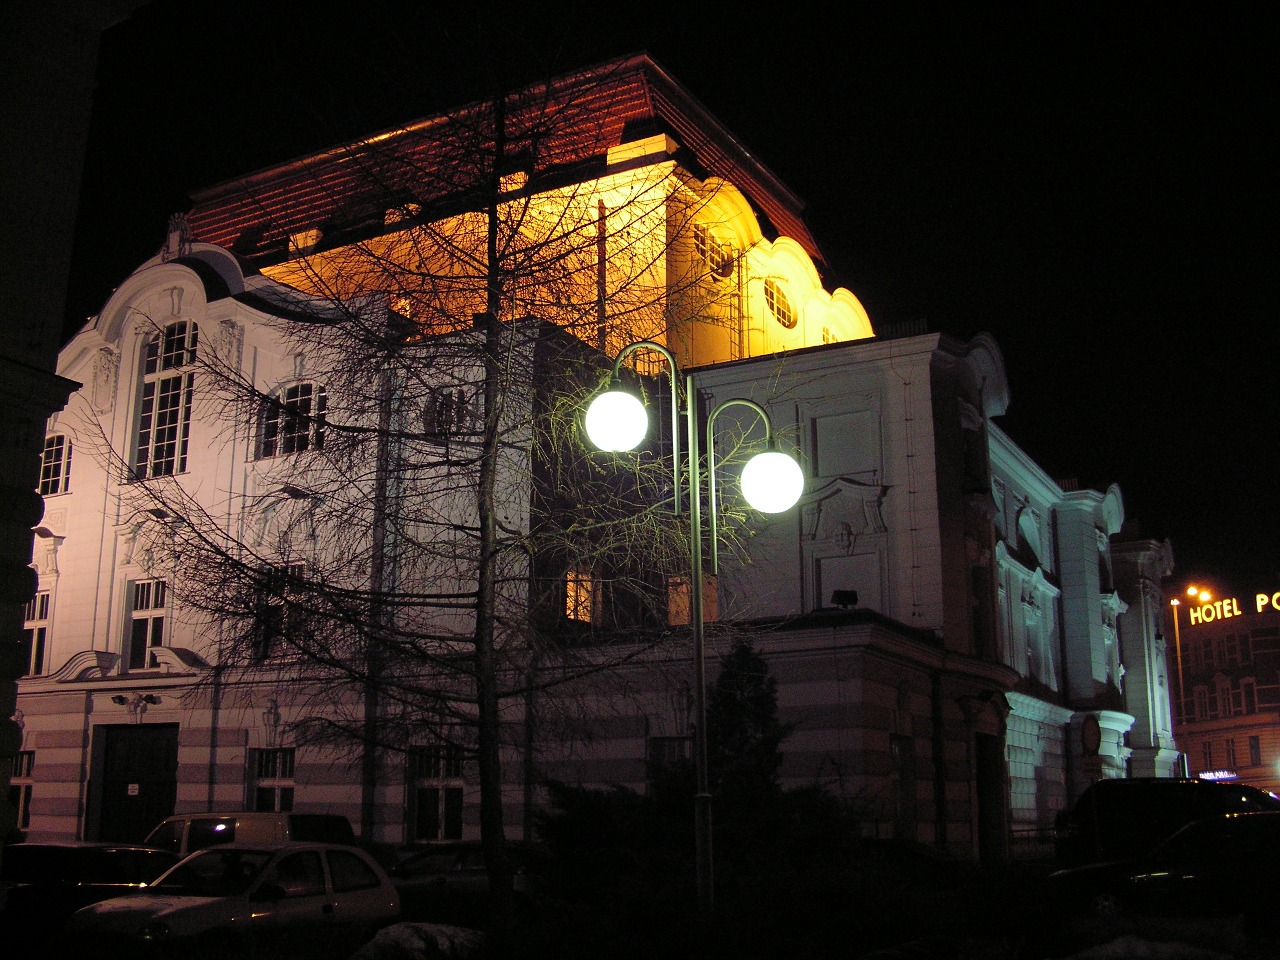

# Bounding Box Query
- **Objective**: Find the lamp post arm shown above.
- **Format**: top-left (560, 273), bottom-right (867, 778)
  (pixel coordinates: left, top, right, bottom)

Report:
top-left (705, 396), bottom-right (773, 576)
top-left (609, 340), bottom-right (683, 514)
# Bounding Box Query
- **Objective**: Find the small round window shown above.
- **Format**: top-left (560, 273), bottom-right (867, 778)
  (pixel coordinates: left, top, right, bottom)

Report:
top-left (764, 279), bottom-right (795, 328)
top-left (694, 224), bottom-right (735, 281)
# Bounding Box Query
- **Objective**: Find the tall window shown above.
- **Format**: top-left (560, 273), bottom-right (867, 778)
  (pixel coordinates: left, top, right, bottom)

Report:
top-left (38, 434), bottom-right (71, 495)
top-left (1250, 736), bottom-right (1262, 767)
top-left (1201, 741), bottom-right (1213, 771)
top-left (408, 744), bottom-right (464, 841)
top-left (253, 562), bottom-right (308, 662)
top-left (10, 751), bottom-right (34, 831)
top-left (136, 321), bottom-right (197, 478)
top-left (127, 578), bottom-right (166, 670)
top-left (22, 591), bottom-right (50, 676)
top-left (1226, 738), bottom-right (1238, 769)
top-left (251, 747), bottom-right (296, 812)
top-left (565, 568), bottom-right (597, 623)
top-left (259, 382), bottom-right (326, 458)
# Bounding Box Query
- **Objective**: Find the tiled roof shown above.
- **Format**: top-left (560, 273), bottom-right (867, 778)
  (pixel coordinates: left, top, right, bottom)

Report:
top-left (184, 53), bottom-right (825, 271)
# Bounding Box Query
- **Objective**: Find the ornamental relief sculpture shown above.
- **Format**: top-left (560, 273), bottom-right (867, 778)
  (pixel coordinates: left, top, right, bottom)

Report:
top-left (801, 477), bottom-right (889, 551)
top-left (92, 347), bottom-right (119, 413)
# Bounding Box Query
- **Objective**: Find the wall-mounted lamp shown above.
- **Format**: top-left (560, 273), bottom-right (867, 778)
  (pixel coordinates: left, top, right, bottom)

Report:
top-left (110, 692), bottom-right (161, 721)
top-left (110, 694), bottom-right (128, 705)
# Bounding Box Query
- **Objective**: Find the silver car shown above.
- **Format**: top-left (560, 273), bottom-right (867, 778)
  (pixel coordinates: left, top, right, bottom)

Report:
top-left (67, 841), bottom-right (400, 958)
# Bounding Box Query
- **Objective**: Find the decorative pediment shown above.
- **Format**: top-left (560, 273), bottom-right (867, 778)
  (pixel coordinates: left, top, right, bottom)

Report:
top-left (800, 477), bottom-right (889, 549)
top-left (50, 650), bottom-right (121, 682)
top-left (150, 646), bottom-right (211, 674)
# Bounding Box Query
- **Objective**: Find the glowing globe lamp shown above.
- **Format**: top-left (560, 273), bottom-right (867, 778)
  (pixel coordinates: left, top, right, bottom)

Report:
top-left (740, 450), bottom-right (804, 513)
top-left (585, 389), bottom-right (648, 451)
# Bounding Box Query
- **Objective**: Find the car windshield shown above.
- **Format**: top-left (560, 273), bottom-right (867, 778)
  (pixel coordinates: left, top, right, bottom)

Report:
top-left (151, 849), bottom-right (273, 897)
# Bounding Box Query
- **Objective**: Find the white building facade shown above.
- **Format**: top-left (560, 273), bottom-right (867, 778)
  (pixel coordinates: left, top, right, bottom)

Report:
top-left (12, 54), bottom-right (1177, 862)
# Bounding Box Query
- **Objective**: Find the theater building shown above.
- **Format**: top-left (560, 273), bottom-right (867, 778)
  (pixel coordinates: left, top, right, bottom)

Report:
top-left (12, 54), bottom-right (1176, 862)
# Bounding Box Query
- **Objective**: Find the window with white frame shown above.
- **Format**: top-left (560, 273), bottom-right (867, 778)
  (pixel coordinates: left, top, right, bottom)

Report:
top-left (408, 744), bottom-right (464, 840)
top-left (38, 434), bottom-right (71, 495)
top-left (250, 747), bottom-right (296, 812)
top-left (135, 321), bottom-right (197, 478)
top-left (423, 387), bottom-right (474, 442)
top-left (10, 751), bottom-right (34, 831)
top-left (127, 578), bottom-right (166, 670)
top-left (259, 382), bottom-right (326, 458)
top-left (22, 591), bottom-right (50, 676)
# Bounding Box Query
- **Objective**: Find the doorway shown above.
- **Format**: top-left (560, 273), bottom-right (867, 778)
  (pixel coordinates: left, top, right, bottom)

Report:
top-left (88, 723), bottom-right (179, 842)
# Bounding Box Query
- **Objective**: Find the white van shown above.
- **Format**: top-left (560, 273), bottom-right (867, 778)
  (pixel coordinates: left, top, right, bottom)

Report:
top-left (143, 811), bottom-right (356, 858)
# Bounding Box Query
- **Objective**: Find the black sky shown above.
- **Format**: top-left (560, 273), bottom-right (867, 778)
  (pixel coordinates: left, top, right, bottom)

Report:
top-left (66, 0), bottom-right (1278, 598)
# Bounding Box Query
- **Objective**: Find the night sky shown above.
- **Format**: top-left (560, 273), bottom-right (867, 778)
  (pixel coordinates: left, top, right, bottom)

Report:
top-left (66, 1), bottom-right (1277, 598)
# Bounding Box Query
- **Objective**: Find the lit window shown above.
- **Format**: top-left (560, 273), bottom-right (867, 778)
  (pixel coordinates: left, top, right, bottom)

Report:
top-left (127, 578), bottom-right (167, 670)
top-left (408, 744), bottom-right (465, 840)
top-left (565, 569), bottom-right (597, 622)
top-left (10, 751), bottom-right (34, 830)
top-left (764, 279), bottom-right (795, 328)
top-left (693, 224), bottom-right (735, 281)
top-left (666, 575), bottom-right (719, 626)
top-left (136, 321), bottom-right (197, 478)
top-left (259, 382), bottom-right (326, 458)
top-left (251, 747), bottom-right (295, 812)
top-left (22, 591), bottom-right (51, 676)
top-left (38, 435), bottom-right (72, 495)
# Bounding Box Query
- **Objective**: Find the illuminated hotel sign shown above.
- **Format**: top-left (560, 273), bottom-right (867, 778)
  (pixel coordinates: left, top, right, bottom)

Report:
top-left (1185, 591), bottom-right (1280, 625)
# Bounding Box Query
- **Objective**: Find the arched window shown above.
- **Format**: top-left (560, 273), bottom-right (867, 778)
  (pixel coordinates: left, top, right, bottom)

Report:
top-left (135, 321), bottom-right (197, 478)
top-left (259, 382), bottom-right (327, 458)
top-left (39, 434), bottom-right (72, 495)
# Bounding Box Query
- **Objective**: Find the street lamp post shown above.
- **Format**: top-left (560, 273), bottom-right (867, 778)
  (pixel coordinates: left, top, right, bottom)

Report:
top-left (1170, 598), bottom-right (1185, 723)
top-left (583, 340), bottom-right (803, 918)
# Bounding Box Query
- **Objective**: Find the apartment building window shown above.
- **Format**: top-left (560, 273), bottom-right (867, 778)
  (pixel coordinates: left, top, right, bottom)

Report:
top-left (565, 568), bottom-right (597, 623)
top-left (1201, 741), bottom-right (1213, 771)
top-left (1250, 736), bottom-right (1262, 767)
top-left (250, 747), bottom-right (296, 812)
top-left (22, 591), bottom-right (50, 676)
top-left (127, 578), bottom-right (167, 670)
top-left (259, 382), bottom-right (326, 458)
top-left (408, 744), bottom-right (464, 841)
top-left (10, 751), bottom-right (34, 830)
top-left (253, 562), bottom-right (308, 662)
top-left (1226, 738), bottom-right (1238, 769)
top-left (1193, 687), bottom-right (1209, 721)
top-left (136, 321), bottom-right (197, 478)
top-left (667, 574), bottom-right (718, 626)
top-left (39, 434), bottom-right (72, 495)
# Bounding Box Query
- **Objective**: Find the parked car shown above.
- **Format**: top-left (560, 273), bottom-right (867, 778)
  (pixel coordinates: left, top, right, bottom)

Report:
top-left (1, 841), bottom-right (181, 947)
top-left (1053, 777), bottom-right (1280, 866)
top-left (143, 810), bottom-right (356, 857)
top-left (391, 840), bottom-right (548, 924)
top-left (1045, 810), bottom-right (1280, 932)
top-left (66, 841), bottom-right (399, 959)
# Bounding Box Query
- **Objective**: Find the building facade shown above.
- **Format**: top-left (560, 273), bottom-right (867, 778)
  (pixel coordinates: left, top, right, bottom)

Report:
top-left (13, 54), bottom-right (1176, 863)
top-left (1165, 587), bottom-right (1280, 795)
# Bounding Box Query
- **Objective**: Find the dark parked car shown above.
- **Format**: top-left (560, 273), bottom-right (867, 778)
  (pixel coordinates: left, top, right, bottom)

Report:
top-left (67, 841), bottom-right (400, 959)
top-left (1053, 777), bottom-right (1280, 866)
top-left (391, 840), bottom-right (547, 924)
top-left (0, 841), bottom-right (180, 947)
top-left (1045, 811), bottom-right (1280, 932)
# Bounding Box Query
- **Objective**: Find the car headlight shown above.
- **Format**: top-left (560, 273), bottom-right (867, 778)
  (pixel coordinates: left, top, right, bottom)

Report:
top-left (139, 921), bottom-right (171, 941)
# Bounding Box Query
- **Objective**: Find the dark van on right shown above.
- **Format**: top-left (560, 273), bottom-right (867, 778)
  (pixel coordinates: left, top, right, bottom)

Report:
top-left (1054, 777), bottom-right (1280, 867)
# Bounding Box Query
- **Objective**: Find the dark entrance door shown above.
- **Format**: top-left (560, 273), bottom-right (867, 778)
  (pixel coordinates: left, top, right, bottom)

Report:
top-left (91, 724), bottom-right (179, 843)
